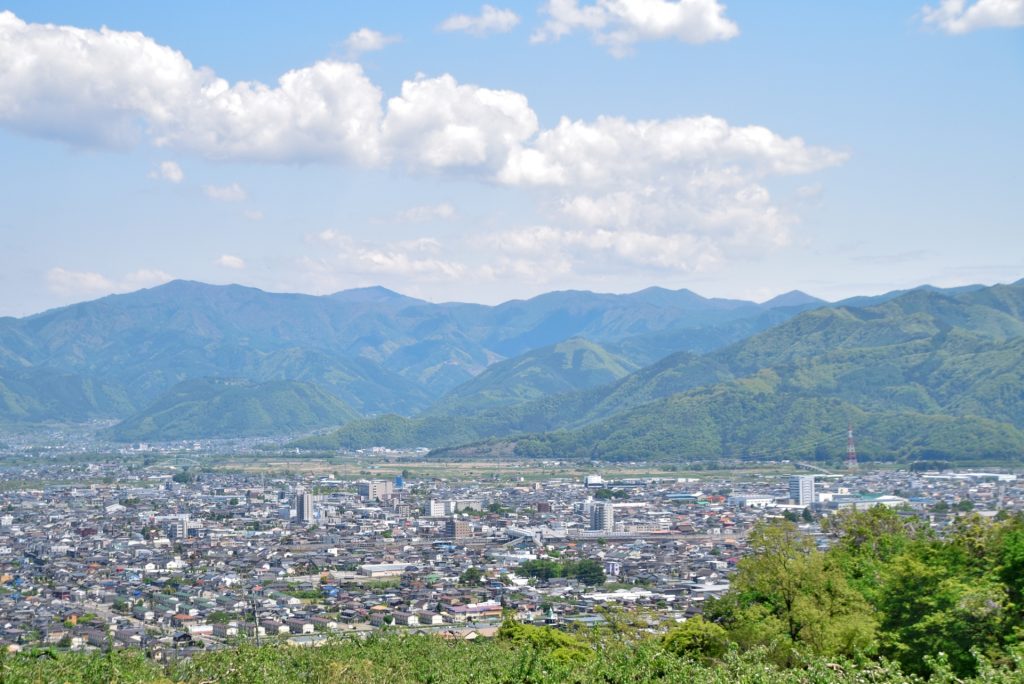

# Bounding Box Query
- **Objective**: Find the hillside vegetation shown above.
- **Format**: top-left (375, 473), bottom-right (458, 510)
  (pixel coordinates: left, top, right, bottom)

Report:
top-left (0, 280), bottom-right (820, 430)
top-left (105, 378), bottom-right (359, 441)
top-left (425, 337), bottom-right (639, 416)
top-left (306, 282), bottom-right (1024, 463)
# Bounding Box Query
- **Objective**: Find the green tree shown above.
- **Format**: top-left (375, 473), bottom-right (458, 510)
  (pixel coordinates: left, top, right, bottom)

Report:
top-left (662, 616), bottom-right (730, 661)
top-left (459, 567), bottom-right (483, 586)
top-left (708, 520), bottom-right (877, 664)
top-left (572, 559), bottom-right (606, 586)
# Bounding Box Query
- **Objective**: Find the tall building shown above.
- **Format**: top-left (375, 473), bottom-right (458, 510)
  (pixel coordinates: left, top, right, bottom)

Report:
top-left (424, 499), bottom-right (447, 517)
top-left (789, 475), bottom-right (815, 506)
top-left (590, 502), bottom-right (614, 532)
top-left (444, 517), bottom-right (471, 538)
top-left (357, 480), bottom-right (395, 501)
top-left (295, 488), bottom-right (313, 523)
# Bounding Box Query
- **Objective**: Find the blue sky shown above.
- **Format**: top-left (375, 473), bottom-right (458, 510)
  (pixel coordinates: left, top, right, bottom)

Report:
top-left (0, 0), bottom-right (1021, 316)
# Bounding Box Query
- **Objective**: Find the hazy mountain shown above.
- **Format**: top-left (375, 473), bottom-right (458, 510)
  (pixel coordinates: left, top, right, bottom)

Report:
top-left (0, 280), bottom-right (830, 432)
top-left (106, 378), bottom-right (358, 441)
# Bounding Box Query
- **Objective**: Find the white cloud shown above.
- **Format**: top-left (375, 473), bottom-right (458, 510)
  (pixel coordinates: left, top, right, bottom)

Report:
top-left (532, 0), bottom-right (739, 56)
top-left (922, 0), bottom-right (1024, 33)
top-left (498, 115), bottom-right (845, 187)
top-left (204, 183), bottom-right (246, 202)
top-left (382, 74), bottom-right (538, 170)
top-left (485, 225), bottom-right (720, 272)
top-left (313, 231), bottom-right (465, 280)
top-left (46, 267), bottom-right (172, 297)
top-left (1, 11), bottom-right (847, 282)
top-left (496, 115), bottom-right (841, 258)
top-left (216, 254), bottom-right (246, 269)
top-left (150, 160), bottom-right (184, 183)
top-left (395, 202), bottom-right (457, 222)
top-left (440, 5), bottom-right (521, 35)
top-left (243, 209), bottom-right (264, 221)
top-left (343, 27), bottom-right (401, 57)
top-left (0, 11), bottom-right (384, 163)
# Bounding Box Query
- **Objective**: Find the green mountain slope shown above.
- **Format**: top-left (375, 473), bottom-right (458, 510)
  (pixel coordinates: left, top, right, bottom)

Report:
top-left (0, 280), bottom-right (828, 425)
top-left (510, 369), bottom-right (1024, 462)
top-left (0, 368), bottom-right (133, 423)
top-left (427, 337), bottom-right (639, 416)
top-left (305, 281), bottom-right (1024, 462)
top-left (106, 378), bottom-right (359, 441)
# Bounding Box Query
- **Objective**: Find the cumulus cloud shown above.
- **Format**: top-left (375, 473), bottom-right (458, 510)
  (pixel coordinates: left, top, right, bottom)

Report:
top-left (204, 183), bottom-right (246, 202)
top-left (1, 11), bottom-right (847, 282)
top-left (531, 0), bottom-right (739, 56)
top-left (0, 11), bottom-right (384, 163)
top-left (382, 74), bottom-right (538, 170)
top-left (216, 254), bottom-right (245, 269)
top-left (498, 115), bottom-right (845, 187)
top-left (46, 267), bottom-right (172, 297)
top-left (395, 202), bottom-right (457, 222)
top-left (495, 116), bottom-right (841, 259)
top-left (921, 0), bottom-right (1024, 33)
top-left (440, 5), bottom-right (521, 35)
top-left (150, 160), bottom-right (184, 183)
top-left (343, 27), bottom-right (401, 57)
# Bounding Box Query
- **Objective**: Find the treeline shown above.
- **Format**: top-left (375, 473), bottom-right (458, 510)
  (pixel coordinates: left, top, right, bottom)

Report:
top-left (518, 558), bottom-right (606, 586)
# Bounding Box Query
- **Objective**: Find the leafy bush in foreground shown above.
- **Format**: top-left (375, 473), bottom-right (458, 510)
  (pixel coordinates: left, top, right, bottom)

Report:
top-left (1, 632), bottom-right (1023, 684)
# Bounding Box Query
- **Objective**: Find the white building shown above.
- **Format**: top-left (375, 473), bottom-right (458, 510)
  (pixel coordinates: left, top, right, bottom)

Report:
top-left (590, 502), bottom-right (614, 532)
top-left (357, 480), bottom-right (394, 501)
top-left (788, 476), bottom-right (815, 506)
top-left (295, 489), bottom-right (313, 523)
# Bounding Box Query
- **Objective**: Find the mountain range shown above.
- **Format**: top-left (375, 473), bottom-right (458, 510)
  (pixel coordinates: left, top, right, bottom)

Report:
top-left (299, 280), bottom-right (1024, 464)
top-left (2, 278), bottom-right (1022, 465)
top-left (0, 280), bottom-right (822, 438)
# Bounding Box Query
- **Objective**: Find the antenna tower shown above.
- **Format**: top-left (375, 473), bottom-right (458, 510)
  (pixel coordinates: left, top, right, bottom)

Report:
top-left (846, 424), bottom-right (858, 470)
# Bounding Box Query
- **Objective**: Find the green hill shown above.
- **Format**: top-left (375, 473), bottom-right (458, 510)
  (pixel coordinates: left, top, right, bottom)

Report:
top-left (426, 337), bottom-right (639, 416)
top-left (106, 378), bottom-right (359, 441)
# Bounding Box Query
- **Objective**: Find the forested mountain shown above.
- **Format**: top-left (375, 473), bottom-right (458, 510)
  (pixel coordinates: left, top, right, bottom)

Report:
top-left (0, 367), bottom-right (132, 423)
top-left (304, 281), bottom-right (1024, 463)
top-left (425, 337), bottom-right (639, 416)
top-left (3, 277), bottom-right (1021, 459)
top-left (105, 378), bottom-right (358, 441)
top-left (0, 280), bottom-right (823, 430)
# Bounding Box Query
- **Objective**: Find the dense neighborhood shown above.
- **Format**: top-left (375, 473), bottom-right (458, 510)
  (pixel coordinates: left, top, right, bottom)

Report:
top-left (0, 441), bottom-right (1017, 659)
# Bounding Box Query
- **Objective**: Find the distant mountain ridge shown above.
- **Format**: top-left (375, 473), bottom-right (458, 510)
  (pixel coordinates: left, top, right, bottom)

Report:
top-left (0, 279), bottom-right (834, 433)
top-left (3, 277), bottom-right (1021, 459)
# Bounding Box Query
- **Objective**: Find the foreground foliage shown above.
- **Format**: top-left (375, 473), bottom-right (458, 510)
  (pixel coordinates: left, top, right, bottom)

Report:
top-left (2, 630), bottom-right (1024, 684)
top-left (709, 510), bottom-right (1024, 678)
